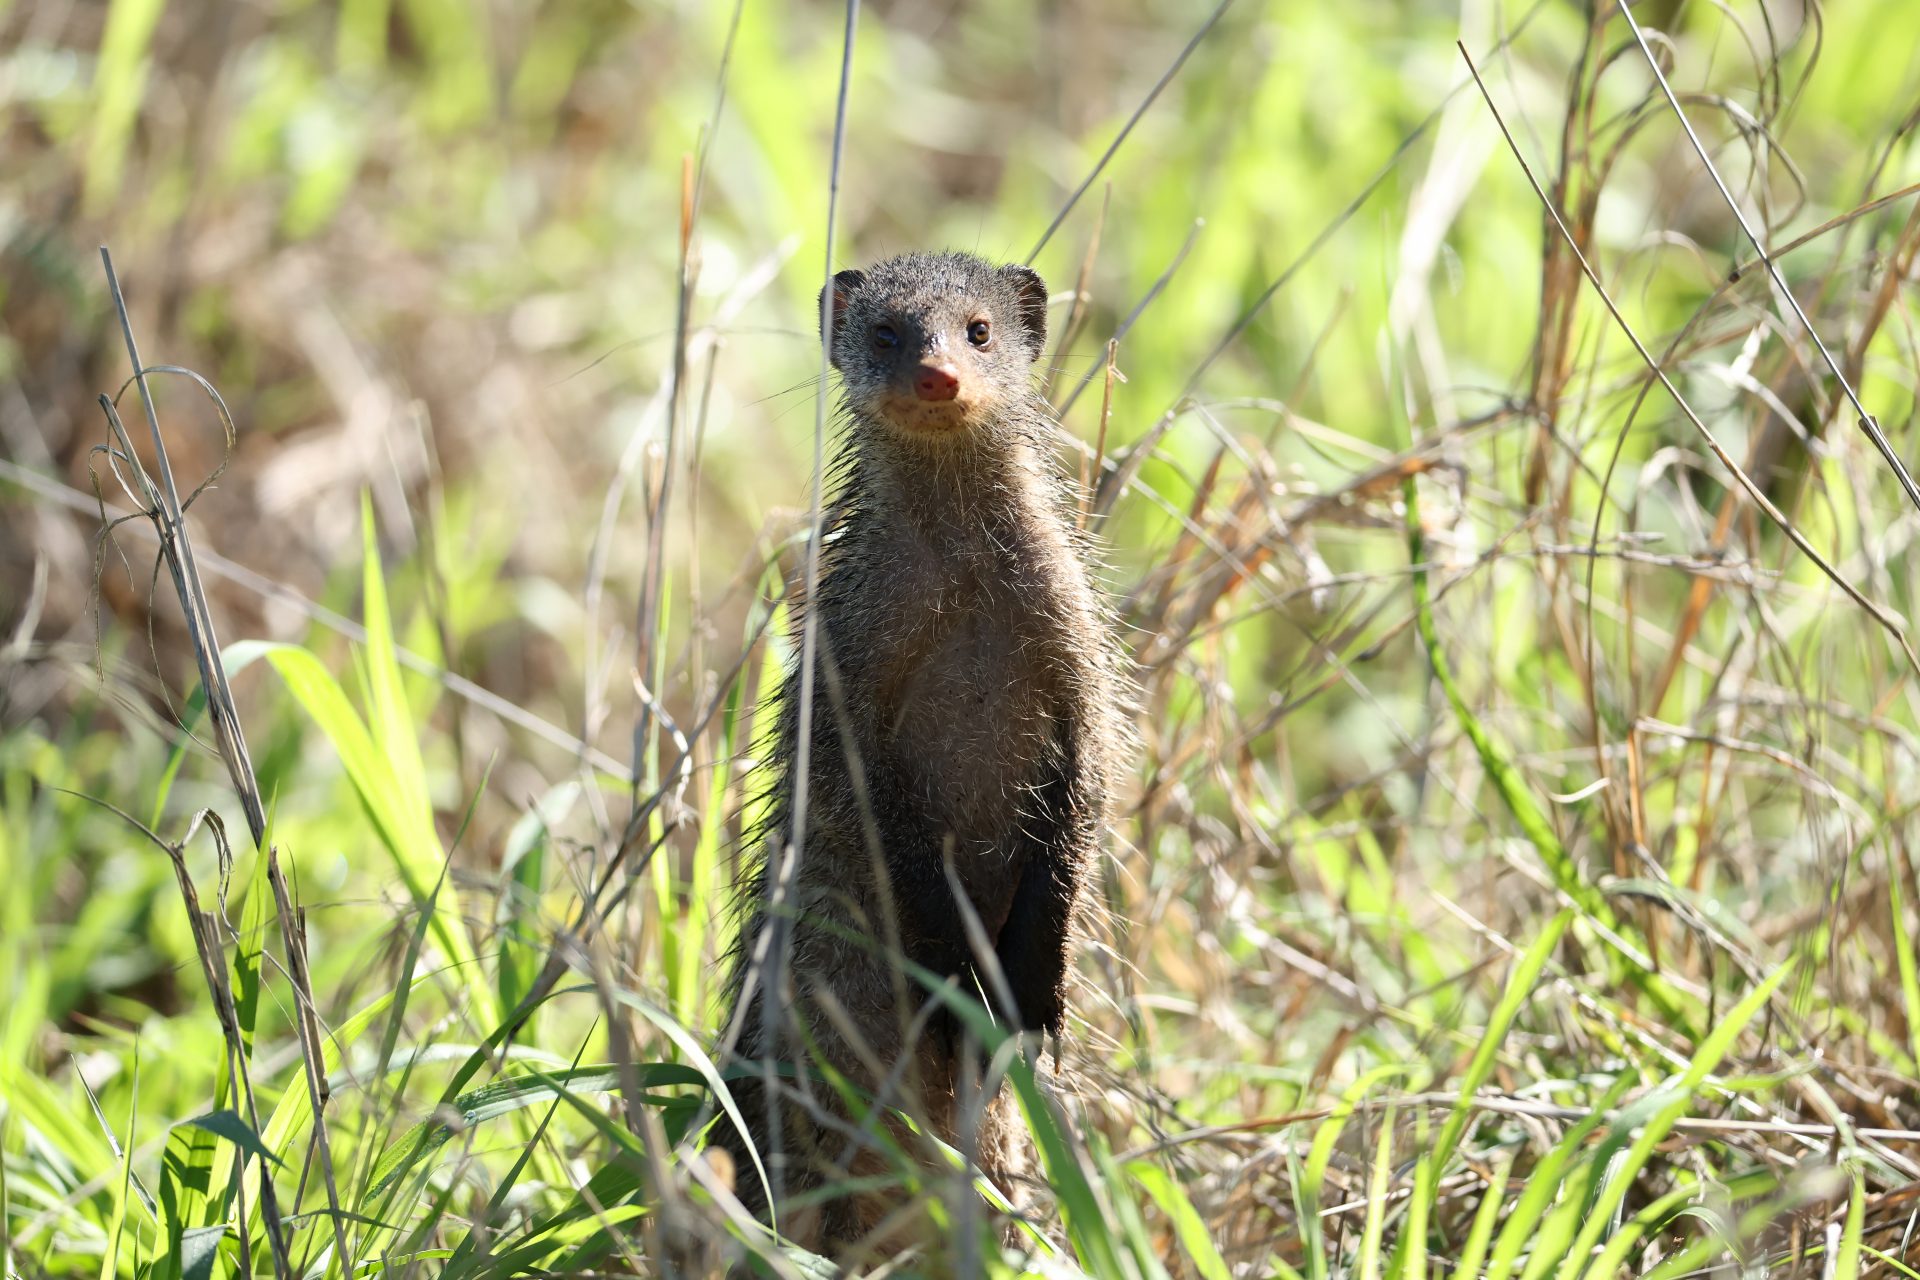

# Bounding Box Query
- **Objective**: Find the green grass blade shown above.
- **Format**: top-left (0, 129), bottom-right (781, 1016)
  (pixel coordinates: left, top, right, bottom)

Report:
top-left (615, 992), bottom-right (787, 1240)
top-left (1296, 1065), bottom-right (1412, 1279)
top-left (497, 781), bottom-right (577, 1028)
top-left (98, 1062), bottom-right (137, 1280)
top-left (1122, 1161), bottom-right (1230, 1280)
top-left (357, 497), bottom-right (435, 857)
top-left (898, 981), bottom-right (1131, 1278)
top-left (1832, 1167), bottom-right (1864, 1280)
top-left (156, 1120), bottom-right (218, 1280)
top-left (1555, 960), bottom-right (1794, 1276)
top-left (1862, 1246), bottom-right (1920, 1280)
top-left (1090, 1139), bottom-right (1172, 1280)
top-left (1357, 1106), bottom-right (1393, 1280)
top-left (1576, 1183), bottom-right (1700, 1280)
top-left (228, 640), bottom-right (490, 1026)
top-left (147, 683), bottom-right (206, 832)
top-left (364, 1066), bottom-right (644, 1198)
top-left (1517, 1173), bottom-right (1590, 1280)
top-left (256, 976), bottom-right (432, 1173)
top-left (1638, 1236), bottom-right (1721, 1280)
top-left (1452, 1152), bottom-right (1512, 1280)
top-left (680, 677), bottom-right (741, 1028)
top-left (1009, 1059), bottom-right (1130, 1279)
top-left (1404, 477), bottom-right (1687, 1029)
top-left (1484, 1072), bottom-right (1636, 1280)
top-left (1432, 910), bottom-right (1571, 1176)
top-left (1888, 854), bottom-right (1920, 1074)
top-left (84, 0), bottom-right (165, 210)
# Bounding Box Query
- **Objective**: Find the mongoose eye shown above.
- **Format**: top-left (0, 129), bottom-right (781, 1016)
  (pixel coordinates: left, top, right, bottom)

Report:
top-left (967, 319), bottom-right (991, 347)
top-left (873, 324), bottom-right (899, 349)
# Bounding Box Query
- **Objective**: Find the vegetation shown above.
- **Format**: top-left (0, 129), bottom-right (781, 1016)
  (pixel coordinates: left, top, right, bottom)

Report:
top-left (4, 0), bottom-right (1920, 1274)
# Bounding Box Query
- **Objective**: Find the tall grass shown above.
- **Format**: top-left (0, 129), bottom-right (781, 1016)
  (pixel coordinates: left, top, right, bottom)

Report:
top-left (4, 0), bottom-right (1920, 1275)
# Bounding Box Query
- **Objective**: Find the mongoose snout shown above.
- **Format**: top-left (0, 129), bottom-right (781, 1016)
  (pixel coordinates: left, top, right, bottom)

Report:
top-left (912, 362), bottom-right (960, 401)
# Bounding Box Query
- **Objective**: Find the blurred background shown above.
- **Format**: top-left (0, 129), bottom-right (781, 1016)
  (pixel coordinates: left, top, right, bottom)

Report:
top-left (8, 0), bottom-right (1920, 1274)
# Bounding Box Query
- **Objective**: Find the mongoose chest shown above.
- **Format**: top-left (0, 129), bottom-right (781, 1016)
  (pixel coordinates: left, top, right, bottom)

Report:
top-left (849, 506), bottom-right (1077, 907)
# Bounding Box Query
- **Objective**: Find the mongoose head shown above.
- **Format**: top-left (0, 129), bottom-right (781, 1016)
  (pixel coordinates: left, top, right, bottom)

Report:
top-left (819, 252), bottom-right (1049, 438)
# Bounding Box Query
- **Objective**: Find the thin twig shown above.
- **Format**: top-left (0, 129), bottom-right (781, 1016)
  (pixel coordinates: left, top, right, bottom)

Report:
top-left (265, 850), bottom-right (353, 1277)
top-left (98, 247), bottom-right (268, 848)
top-left (753, 0), bottom-right (862, 1230)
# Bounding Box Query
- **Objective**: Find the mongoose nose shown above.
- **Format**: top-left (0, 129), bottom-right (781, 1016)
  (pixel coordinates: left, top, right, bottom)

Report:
top-left (913, 364), bottom-right (960, 402)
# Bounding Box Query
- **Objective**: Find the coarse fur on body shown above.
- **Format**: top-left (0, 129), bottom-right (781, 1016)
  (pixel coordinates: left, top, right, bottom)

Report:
top-left (710, 252), bottom-right (1124, 1257)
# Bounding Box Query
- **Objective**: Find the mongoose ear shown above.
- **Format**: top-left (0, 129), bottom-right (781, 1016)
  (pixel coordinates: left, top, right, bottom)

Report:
top-left (818, 269), bottom-right (866, 350)
top-left (1000, 264), bottom-right (1049, 361)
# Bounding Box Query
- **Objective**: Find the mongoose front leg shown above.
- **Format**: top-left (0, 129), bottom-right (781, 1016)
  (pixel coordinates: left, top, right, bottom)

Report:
top-left (809, 646), bottom-right (976, 987)
top-left (836, 752), bottom-right (974, 983)
top-left (990, 721), bottom-right (1096, 1037)
top-left (856, 743), bottom-right (1064, 1040)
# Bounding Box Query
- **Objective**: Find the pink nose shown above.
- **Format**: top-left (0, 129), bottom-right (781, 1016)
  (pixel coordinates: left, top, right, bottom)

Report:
top-left (914, 364), bottom-right (960, 402)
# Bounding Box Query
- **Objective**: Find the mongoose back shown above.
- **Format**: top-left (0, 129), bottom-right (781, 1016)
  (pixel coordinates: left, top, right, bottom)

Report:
top-left (711, 251), bottom-right (1122, 1255)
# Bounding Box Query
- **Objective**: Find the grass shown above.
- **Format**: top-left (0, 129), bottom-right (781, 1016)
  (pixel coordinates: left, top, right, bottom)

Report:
top-left (5, 0), bottom-right (1920, 1275)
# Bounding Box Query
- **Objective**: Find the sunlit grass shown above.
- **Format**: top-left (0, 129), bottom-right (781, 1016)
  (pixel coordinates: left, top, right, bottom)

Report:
top-left (5, 0), bottom-right (1920, 1276)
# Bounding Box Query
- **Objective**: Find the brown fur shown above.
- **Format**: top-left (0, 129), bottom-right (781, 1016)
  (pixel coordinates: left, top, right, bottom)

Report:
top-left (711, 252), bottom-right (1123, 1259)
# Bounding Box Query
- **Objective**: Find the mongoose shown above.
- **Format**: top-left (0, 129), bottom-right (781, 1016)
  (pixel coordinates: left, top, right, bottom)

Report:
top-left (710, 251), bottom-right (1123, 1255)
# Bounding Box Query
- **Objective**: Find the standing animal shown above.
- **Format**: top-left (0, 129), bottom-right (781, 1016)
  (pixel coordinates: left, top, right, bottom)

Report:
top-left (709, 251), bottom-right (1123, 1257)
